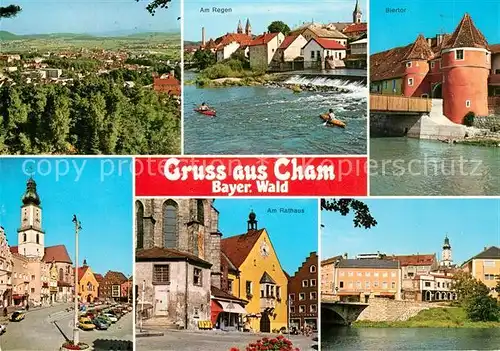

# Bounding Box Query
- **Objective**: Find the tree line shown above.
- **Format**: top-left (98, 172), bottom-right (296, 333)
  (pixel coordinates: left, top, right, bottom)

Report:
top-left (0, 74), bottom-right (180, 155)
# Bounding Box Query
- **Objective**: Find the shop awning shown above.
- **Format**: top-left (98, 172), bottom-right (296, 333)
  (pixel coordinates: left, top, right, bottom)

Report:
top-left (217, 300), bottom-right (247, 314)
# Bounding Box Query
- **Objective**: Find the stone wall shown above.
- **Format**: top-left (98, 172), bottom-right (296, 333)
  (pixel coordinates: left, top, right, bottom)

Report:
top-left (474, 115), bottom-right (500, 131)
top-left (370, 113), bottom-right (422, 137)
top-left (357, 297), bottom-right (435, 322)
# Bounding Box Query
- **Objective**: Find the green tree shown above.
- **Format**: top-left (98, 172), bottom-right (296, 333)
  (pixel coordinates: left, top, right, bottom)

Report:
top-left (268, 21), bottom-right (291, 35)
top-left (465, 294), bottom-right (500, 322)
top-left (136, 0), bottom-right (171, 16)
top-left (0, 4), bottom-right (21, 18)
top-left (193, 49), bottom-right (216, 70)
top-left (321, 199), bottom-right (377, 229)
top-left (452, 271), bottom-right (490, 303)
top-left (47, 90), bottom-right (71, 153)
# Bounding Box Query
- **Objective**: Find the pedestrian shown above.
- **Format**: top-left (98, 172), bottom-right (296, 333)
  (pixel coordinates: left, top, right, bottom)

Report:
top-left (3, 307), bottom-right (7, 317)
top-left (26, 304), bottom-right (29, 312)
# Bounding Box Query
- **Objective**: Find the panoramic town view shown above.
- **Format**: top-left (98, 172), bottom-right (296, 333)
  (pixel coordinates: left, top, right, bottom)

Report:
top-left (0, 158), bottom-right (133, 351)
top-left (184, 0), bottom-right (368, 155)
top-left (369, 0), bottom-right (500, 195)
top-left (321, 198), bottom-right (500, 350)
top-left (134, 199), bottom-right (319, 350)
top-left (0, 0), bottom-right (181, 155)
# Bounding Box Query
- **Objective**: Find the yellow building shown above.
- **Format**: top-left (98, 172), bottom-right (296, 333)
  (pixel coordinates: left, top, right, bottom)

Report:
top-left (461, 246), bottom-right (500, 299)
top-left (77, 260), bottom-right (99, 303)
top-left (221, 212), bottom-right (288, 332)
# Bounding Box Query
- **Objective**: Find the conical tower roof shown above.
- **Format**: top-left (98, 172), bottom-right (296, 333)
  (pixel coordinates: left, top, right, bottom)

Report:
top-left (443, 13), bottom-right (488, 49)
top-left (237, 20), bottom-right (243, 33)
top-left (354, 0), bottom-right (361, 13)
top-left (22, 177), bottom-right (41, 206)
top-left (403, 34), bottom-right (434, 60)
top-left (245, 18), bottom-right (251, 31)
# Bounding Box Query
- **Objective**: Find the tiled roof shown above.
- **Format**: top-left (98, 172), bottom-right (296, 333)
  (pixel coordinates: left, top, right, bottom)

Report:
top-left (215, 33), bottom-right (252, 48)
top-left (389, 254), bottom-right (436, 266)
top-left (43, 245), bottom-right (73, 264)
top-left (221, 252), bottom-right (238, 273)
top-left (321, 255), bottom-right (343, 266)
top-left (279, 35), bottom-right (300, 50)
top-left (343, 23), bottom-right (367, 34)
top-left (248, 33), bottom-right (279, 46)
top-left (221, 229), bottom-right (264, 268)
top-left (310, 38), bottom-right (346, 50)
top-left (443, 13), bottom-right (488, 49)
top-left (490, 44), bottom-right (500, 54)
top-left (211, 285), bottom-right (248, 304)
top-left (310, 26), bottom-right (347, 39)
top-left (10, 246), bottom-right (18, 254)
top-left (403, 34), bottom-right (434, 60)
top-left (370, 44), bottom-right (411, 81)
top-left (471, 246), bottom-right (500, 260)
top-left (94, 273), bottom-right (105, 283)
top-left (338, 259), bottom-right (399, 269)
top-left (104, 270), bottom-right (128, 284)
top-left (136, 247), bottom-right (212, 267)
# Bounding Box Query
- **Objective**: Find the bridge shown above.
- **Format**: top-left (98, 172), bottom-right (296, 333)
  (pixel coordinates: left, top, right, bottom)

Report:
top-left (321, 300), bottom-right (369, 326)
top-left (370, 94), bottom-right (432, 114)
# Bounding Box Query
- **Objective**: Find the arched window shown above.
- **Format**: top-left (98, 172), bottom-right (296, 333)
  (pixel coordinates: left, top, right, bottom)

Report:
top-left (163, 200), bottom-right (178, 248)
top-left (135, 201), bottom-right (144, 249)
top-left (23, 233), bottom-right (27, 242)
top-left (36, 234), bottom-right (40, 244)
top-left (197, 200), bottom-right (204, 224)
top-left (310, 265), bottom-right (317, 273)
top-left (59, 268), bottom-right (64, 281)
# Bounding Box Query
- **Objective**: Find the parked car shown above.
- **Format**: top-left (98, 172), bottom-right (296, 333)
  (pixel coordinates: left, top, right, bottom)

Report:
top-left (102, 313), bottom-right (118, 323)
top-left (78, 317), bottom-right (95, 331)
top-left (10, 311), bottom-right (25, 322)
top-left (92, 318), bottom-right (109, 330)
top-left (0, 324), bottom-right (6, 334)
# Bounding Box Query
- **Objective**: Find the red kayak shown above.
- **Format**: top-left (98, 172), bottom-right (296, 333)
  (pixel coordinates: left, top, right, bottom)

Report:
top-left (194, 108), bottom-right (216, 117)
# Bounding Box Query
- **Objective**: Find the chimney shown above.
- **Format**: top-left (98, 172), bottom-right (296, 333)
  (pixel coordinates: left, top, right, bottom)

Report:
top-left (202, 27), bottom-right (206, 47)
top-left (343, 252), bottom-right (348, 259)
top-left (437, 34), bottom-right (443, 46)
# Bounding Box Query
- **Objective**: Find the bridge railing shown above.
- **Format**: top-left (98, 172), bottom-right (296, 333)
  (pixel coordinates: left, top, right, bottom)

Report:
top-left (370, 94), bottom-right (432, 113)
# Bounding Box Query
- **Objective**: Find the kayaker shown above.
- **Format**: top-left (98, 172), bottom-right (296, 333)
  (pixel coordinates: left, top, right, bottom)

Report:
top-left (328, 108), bottom-right (335, 122)
top-left (199, 102), bottom-right (210, 111)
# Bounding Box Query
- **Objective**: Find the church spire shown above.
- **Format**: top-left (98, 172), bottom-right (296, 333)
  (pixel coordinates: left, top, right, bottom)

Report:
top-left (237, 19), bottom-right (243, 34)
top-left (247, 210), bottom-right (257, 231)
top-left (353, 0), bottom-right (362, 23)
top-left (245, 18), bottom-right (252, 36)
top-left (22, 176), bottom-right (41, 206)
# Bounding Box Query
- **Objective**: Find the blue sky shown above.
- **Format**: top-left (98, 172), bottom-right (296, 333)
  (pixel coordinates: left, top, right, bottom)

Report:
top-left (0, 158), bottom-right (133, 276)
top-left (322, 198), bottom-right (500, 266)
top-left (371, 0), bottom-right (500, 53)
top-left (215, 199), bottom-right (318, 275)
top-left (1, 0), bottom-right (180, 35)
top-left (184, 0), bottom-right (366, 41)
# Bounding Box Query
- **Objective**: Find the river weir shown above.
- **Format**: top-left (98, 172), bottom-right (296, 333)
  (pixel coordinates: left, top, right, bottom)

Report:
top-left (184, 71), bottom-right (367, 155)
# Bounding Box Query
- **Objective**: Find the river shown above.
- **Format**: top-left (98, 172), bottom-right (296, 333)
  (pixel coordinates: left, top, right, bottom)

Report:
top-left (322, 327), bottom-right (500, 350)
top-left (184, 72), bottom-right (367, 155)
top-left (370, 138), bottom-right (500, 196)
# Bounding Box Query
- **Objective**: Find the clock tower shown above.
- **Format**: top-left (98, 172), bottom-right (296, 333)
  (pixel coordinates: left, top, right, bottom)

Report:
top-left (18, 177), bottom-right (45, 258)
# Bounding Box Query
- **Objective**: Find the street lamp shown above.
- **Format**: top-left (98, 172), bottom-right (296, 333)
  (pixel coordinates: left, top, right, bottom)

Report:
top-left (72, 215), bottom-right (82, 346)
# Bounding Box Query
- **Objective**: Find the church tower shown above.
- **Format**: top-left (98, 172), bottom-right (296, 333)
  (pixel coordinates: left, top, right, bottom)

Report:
top-left (237, 20), bottom-right (243, 34)
top-left (18, 177), bottom-right (45, 258)
top-left (247, 210), bottom-right (258, 231)
top-left (441, 235), bottom-right (452, 267)
top-left (353, 0), bottom-right (362, 23)
top-left (245, 18), bottom-right (252, 36)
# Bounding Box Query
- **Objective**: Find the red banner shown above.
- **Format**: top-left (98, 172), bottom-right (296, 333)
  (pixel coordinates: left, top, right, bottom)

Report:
top-left (135, 157), bottom-right (367, 197)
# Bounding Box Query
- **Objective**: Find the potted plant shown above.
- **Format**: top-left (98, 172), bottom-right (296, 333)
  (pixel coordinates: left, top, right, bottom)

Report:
top-left (60, 341), bottom-right (90, 350)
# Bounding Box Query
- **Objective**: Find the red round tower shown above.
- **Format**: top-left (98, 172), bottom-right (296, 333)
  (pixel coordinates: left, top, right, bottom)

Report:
top-left (402, 34), bottom-right (433, 97)
top-left (441, 14), bottom-right (491, 124)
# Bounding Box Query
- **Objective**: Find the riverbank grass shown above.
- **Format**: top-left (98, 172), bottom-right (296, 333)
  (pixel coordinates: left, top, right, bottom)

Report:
top-left (353, 307), bottom-right (500, 328)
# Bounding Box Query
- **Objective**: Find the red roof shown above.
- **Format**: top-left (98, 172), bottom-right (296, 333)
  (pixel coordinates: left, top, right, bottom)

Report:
top-left (309, 38), bottom-right (346, 50)
top-left (211, 285), bottom-right (247, 304)
top-left (104, 270), bottom-right (128, 284)
top-left (94, 274), bottom-right (105, 283)
top-left (216, 33), bottom-right (252, 48)
top-left (343, 23), bottom-right (367, 34)
top-left (221, 229), bottom-right (265, 268)
top-left (390, 254), bottom-right (436, 266)
top-left (153, 75), bottom-right (180, 96)
top-left (279, 35), bottom-right (300, 49)
top-left (10, 246), bottom-right (18, 254)
top-left (443, 13), bottom-right (488, 49)
top-left (78, 266), bottom-right (89, 282)
top-left (43, 245), bottom-right (72, 264)
top-left (490, 44), bottom-right (500, 54)
top-left (248, 33), bottom-right (279, 47)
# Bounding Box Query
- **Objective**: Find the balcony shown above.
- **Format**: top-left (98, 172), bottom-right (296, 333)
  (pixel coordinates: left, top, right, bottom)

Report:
top-left (260, 296), bottom-right (276, 312)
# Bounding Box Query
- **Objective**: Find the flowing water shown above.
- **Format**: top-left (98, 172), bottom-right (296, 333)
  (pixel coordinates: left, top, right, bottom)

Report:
top-left (322, 327), bottom-right (500, 350)
top-left (184, 72), bottom-right (367, 155)
top-left (370, 138), bottom-right (500, 196)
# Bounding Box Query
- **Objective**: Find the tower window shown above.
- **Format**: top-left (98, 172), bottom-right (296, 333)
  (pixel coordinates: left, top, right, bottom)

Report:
top-left (196, 200), bottom-right (204, 224)
top-left (163, 200), bottom-right (178, 249)
top-left (135, 200), bottom-right (144, 249)
top-left (406, 62), bottom-right (412, 68)
top-left (466, 100), bottom-right (471, 108)
top-left (23, 234), bottom-right (27, 242)
top-left (455, 50), bottom-right (464, 60)
top-left (408, 78), bottom-right (414, 86)
top-left (36, 234), bottom-right (39, 244)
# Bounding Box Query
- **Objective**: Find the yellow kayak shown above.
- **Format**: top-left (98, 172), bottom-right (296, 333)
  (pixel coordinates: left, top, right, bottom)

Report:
top-left (320, 114), bottom-right (346, 128)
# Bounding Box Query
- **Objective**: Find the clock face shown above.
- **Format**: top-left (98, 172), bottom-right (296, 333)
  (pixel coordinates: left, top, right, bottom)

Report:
top-left (260, 241), bottom-right (269, 257)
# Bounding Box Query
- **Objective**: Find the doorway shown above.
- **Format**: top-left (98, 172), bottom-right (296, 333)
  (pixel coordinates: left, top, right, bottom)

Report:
top-left (260, 312), bottom-right (271, 333)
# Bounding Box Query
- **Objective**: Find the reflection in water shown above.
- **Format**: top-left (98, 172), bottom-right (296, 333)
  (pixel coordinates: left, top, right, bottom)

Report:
top-left (322, 326), bottom-right (500, 350)
top-left (370, 138), bottom-right (500, 196)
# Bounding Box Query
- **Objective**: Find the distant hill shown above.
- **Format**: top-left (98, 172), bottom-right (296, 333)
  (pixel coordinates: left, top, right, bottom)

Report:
top-left (0, 30), bottom-right (180, 41)
top-left (185, 41), bottom-right (201, 46)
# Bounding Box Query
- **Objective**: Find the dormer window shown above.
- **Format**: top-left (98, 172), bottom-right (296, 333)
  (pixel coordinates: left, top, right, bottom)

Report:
top-left (406, 62), bottom-right (412, 68)
top-left (455, 50), bottom-right (464, 60)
